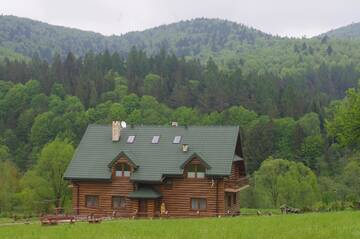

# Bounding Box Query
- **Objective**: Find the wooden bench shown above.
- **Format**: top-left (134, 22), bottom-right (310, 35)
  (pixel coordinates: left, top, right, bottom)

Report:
top-left (40, 215), bottom-right (75, 226)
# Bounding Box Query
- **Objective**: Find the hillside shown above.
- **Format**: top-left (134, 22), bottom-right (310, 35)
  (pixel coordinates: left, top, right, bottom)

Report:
top-left (0, 46), bottom-right (28, 61)
top-left (3, 15), bottom-right (360, 71)
top-left (1, 15), bottom-right (360, 218)
top-left (1, 16), bottom-right (360, 118)
top-left (112, 18), bottom-right (272, 58)
top-left (321, 22), bottom-right (360, 38)
top-left (0, 15), bottom-right (271, 61)
top-left (0, 15), bottom-right (109, 60)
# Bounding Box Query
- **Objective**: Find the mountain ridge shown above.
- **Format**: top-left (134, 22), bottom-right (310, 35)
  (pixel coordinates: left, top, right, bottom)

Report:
top-left (0, 15), bottom-right (272, 61)
top-left (320, 22), bottom-right (360, 38)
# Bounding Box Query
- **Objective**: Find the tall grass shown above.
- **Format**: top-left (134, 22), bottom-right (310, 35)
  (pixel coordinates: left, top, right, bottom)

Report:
top-left (0, 211), bottom-right (359, 239)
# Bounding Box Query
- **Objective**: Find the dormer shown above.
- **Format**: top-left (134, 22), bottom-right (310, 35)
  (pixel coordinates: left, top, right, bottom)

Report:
top-left (108, 151), bottom-right (138, 178)
top-left (180, 153), bottom-right (211, 179)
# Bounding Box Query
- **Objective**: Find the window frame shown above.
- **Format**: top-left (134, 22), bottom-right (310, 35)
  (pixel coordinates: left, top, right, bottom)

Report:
top-left (112, 196), bottom-right (126, 209)
top-left (190, 198), bottom-right (207, 211)
top-left (173, 136), bottom-right (182, 144)
top-left (115, 163), bottom-right (131, 177)
top-left (151, 135), bottom-right (160, 144)
top-left (187, 164), bottom-right (206, 179)
top-left (127, 135), bottom-right (135, 144)
top-left (85, 195), bottom-right (99, 208)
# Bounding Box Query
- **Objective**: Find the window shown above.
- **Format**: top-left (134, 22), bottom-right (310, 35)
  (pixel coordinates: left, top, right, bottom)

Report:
top-left (191, 198), bottom-right (206, 210)
top-left (152, 135), bottom-right (160, 144)
top-left (173, 136), bottom-right (182, 144)
top-left (238, 161), bottom-right (246, 177)
top-left (115, 163), bottom-right (131, 177)
top-left (86, 195), bottom-right (99, 208)
top-left (127, 135), bottom-right (135, 143)
top-left (233, 193), bottom-right (237, 205)
top-left (112, 196), bottom-right (126, 209)
top-left (187, 164), bottom-right (205, 178)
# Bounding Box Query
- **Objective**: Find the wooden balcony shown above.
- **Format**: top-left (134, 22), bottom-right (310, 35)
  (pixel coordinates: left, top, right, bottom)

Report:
top-left (224, 176), bottom-right (249, 192)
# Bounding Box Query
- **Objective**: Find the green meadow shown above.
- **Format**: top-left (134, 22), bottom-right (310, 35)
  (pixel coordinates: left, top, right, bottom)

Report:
top-left (0, 211), bottom-right (359, 239)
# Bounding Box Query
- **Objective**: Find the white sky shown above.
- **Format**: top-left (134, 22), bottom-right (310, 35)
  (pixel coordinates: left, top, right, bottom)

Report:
top-left (1, 0), bottom-right (360, 37)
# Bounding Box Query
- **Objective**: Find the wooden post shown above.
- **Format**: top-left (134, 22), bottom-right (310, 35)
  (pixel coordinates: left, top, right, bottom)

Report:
top-left (131, 199), bottom-right (138, 218)
top-left (147, 199), bottom-right (155, 218)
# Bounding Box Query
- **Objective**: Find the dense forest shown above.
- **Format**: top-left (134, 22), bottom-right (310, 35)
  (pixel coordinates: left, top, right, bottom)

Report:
top-left (1, 16), bottom-right (360, 215)
top-left (0, 16), bottom-right (270, 61)
top-left (0, 49), bottom-right (359, 214)
top-left (2, 15), bottom-right (360, 65)
top-left (323, 22), bottom-right (360, 38)
top-left (1, 46), bottom-right (359, 118)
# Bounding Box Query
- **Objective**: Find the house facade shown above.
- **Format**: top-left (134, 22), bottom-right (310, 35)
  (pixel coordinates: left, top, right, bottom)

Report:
top-left (64, 122), bottom-right (248, 218)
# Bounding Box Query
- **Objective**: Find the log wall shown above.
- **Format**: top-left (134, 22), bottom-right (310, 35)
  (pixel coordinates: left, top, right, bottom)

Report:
top-left (154, 171), bottom-right (225, 217)
top-left (71, 158), bottom-right (135, 217)
top-left (71, 157), bottom-right (247, 217)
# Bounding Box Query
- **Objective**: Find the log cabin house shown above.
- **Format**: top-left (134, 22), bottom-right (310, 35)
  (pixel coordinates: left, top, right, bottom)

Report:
top-left (64, 122), bottom-right (248, 218)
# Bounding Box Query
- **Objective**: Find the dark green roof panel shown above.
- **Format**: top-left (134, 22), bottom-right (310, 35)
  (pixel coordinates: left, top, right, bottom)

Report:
top-left (128, 187), bottom-right (162, 199)
top-left (64, 125), bottom-right (240, 182)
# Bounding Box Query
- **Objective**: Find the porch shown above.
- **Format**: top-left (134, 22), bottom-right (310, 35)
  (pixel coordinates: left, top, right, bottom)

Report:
top-left (128, 186), bottom-right (162, 218)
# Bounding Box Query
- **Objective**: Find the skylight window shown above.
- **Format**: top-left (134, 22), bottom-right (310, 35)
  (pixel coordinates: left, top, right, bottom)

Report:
top-left (152, 135), bottom-right (160, 144)
top-left (173, 136), bottom-right (182, 144)
top-left (127, 135), bottom-right (135, 144)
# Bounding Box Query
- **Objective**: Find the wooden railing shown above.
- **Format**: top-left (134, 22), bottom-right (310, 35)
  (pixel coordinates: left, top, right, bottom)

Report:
top-left (237, 176), bottom-right (249, 186)
top-left (224, 176), bottom-right (249, 190)
top-left (112, 211), bottom-right (241, 218)
top-left (66, 208), bottom-right (241, 220)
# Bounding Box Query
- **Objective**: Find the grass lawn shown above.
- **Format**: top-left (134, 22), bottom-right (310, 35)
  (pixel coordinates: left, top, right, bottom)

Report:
top-left (240, 208), bottom-right (282, 215)
top-left (0, 211), bottom-right (359, 239)
top-left (0, 217), bottom-right (37, 224)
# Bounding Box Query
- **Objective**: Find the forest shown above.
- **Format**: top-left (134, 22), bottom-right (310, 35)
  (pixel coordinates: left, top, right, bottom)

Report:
top-left (1, 16), bottom-right (360, 215)
top-left (0, 47), bottom-right (359, 215)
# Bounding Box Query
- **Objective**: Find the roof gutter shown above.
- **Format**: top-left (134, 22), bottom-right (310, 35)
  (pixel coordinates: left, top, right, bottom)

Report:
top-left (64, 177), bottom-right (112, 182)
top-left (130, 179), bottom-right (163, 184)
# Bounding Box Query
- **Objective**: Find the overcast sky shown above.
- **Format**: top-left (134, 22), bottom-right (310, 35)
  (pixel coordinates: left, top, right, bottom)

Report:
top-left (1, 0), bottom-right (360, 37)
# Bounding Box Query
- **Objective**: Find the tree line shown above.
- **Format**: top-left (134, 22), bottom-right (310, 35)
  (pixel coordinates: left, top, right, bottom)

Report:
top-left (1, 46), bottom-right (359, 119)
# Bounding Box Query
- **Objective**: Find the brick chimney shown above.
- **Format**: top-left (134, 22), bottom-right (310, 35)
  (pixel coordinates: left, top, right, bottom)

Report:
top-left (112, 121), bottom-right (121, 141)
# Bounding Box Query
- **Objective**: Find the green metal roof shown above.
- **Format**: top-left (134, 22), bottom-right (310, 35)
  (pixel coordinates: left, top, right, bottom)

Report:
top-left (64, 125), bottom-right (240, 182)
top-left (128, 187), bottom-right (162, 199)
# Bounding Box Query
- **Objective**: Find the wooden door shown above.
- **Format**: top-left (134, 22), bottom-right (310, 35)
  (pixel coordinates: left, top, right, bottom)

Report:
top-left (138, 200), bottom-right (147, 216)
